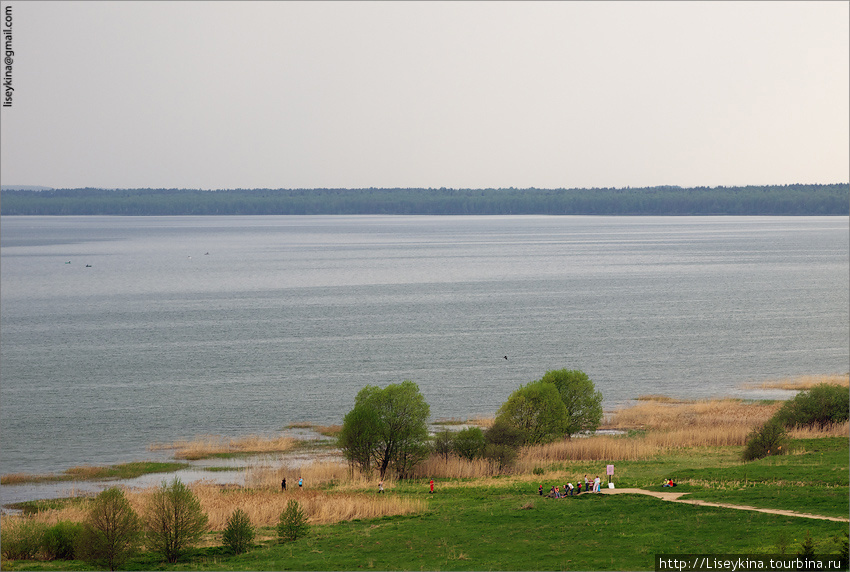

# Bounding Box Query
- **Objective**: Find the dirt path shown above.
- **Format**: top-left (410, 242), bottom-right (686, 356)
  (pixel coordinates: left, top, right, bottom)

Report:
top-left (596, 488), bottom-right (849, 522)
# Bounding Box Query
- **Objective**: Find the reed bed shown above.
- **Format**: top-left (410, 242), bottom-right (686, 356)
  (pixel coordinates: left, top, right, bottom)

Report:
top-left (789, 421), bottom-right (849, 439)
top-left (1, 480), bottom-right (425, 536)
top-left (244, 460), bottom-right (382, 492)
top-left (412, 454), bottom-right (503, 479)
top-left (604, 398), bottom-right (781, 431)
top-left (743, 373), bottom-right (849, 390)
top-left (148, 434), bottom-right (298, 460)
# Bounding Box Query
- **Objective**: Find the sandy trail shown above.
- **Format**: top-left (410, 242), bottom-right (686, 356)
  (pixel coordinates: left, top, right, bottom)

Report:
top-left (595, 488), bottom-right (848, 522)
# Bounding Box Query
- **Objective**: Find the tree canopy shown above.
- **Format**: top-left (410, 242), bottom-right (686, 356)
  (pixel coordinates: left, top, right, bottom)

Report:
top-left (496, 380), bottom-right (569, 445)
top-left (539, 369), bottom-right (603, 438)
top-left (338, 380), bottom-right (431, 478)
top-left (496, 369), bottom-right (603, 444)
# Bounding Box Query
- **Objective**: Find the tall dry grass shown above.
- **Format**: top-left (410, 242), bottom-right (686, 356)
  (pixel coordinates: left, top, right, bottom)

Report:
top-left (743, 373), bottom-right (849, 390)
top-left (604, 398), bottom-right (781, 431)
top-left (1, 480), bottom-right (425, 537)
top-left (412, 454), bottom-right (503, 479)
top-left (148, 435), bottom-right (298, 460)
top-left (789, 421), bottom-right (849, 439)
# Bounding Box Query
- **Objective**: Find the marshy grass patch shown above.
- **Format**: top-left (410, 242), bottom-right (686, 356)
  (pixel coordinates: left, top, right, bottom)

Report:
top-left (148, 434), bottom-right (299, 460)
top-left (743, 373), bottom-right (849, 391)
top-left (0, 461), bottom-right (190, 485)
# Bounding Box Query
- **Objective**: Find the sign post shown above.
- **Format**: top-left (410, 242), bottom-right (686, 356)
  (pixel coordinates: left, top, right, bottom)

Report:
top-left (607, 464), bottom-right (614, 488)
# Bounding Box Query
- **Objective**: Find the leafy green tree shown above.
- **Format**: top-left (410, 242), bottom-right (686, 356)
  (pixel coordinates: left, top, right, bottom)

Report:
top-left (77, 487), bottom-right (142, 570)
top-left (338, 405), bottom-right (382, 472)
top-left (496, 380), bottom-right (568, 444)
top-left (773, 383), bottom-right (849, 429)
top-left (144, 478), bottom-right (209, 563)
top-left (222, 509), bottom-right (255, 555)
top-left (540, 369), bottom-right (603, 438)
top-left (277, 500), bottom-right (309, 542)
top-left (453, 426), bottom-right (486, 460)
top-left (339, 380), bottom-right (430, 479)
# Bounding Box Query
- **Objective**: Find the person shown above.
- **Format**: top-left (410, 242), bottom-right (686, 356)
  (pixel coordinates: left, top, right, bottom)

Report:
top-left (567, 482), bottom-right (574, 496)
top-left (281, 478), bottom-right (286, 491)
top-left (594, 475), bottom-right (601, 492)
top-left (429, 479), bottom-right (434, 494)
top-left (668, 479), bottom-right (676, 487)
top-left (298, 477), bottom-right (303, 488)
top-left (539, 484), bottom-right (543, 495)
top-left (577, 482), bottom-right (582, 494)
top-left (378, 480), bottom-right (384, 493)
top-left (584, 475), bottom-right (590, 492)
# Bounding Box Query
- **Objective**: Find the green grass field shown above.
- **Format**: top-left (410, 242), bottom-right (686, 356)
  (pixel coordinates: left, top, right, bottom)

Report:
top-left (3, 438), bottom-right (847, 571)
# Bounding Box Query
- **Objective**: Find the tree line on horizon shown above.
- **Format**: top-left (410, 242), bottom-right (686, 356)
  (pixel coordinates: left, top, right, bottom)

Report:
top-left (1, 183), bottom-right (847, 215)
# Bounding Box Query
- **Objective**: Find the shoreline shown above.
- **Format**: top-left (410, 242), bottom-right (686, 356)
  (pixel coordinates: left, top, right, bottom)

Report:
top-left (3, 376), bottom-right (846, 511)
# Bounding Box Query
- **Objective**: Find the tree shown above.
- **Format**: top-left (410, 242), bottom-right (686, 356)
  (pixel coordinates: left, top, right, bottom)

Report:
top-left (772, 383), bottom-right (849, 430)
top-left (453, 426), bottom-right (486, 460)
top-left (496, 380), bottom-right (568, 444)
top-left (540, 369), bottom-right (603, 439)
top-left (77, 487), bottom-right (142, 570)
top-left (144, 478), bottom-right (209, 563)
top-left (338, 405), bottom-right (382, 472)
top-left (432, 429), bottom-right (455, 462)
top-left (339, 380), bottom-right (430, 479)
top-left (483, 419), bottom-right (526, 470)
top-left (277, 500), bottom-right (309, 542)
top-left (222, 509), bottom-right (255, 555)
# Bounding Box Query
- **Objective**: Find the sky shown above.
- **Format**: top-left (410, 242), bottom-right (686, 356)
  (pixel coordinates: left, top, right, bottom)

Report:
top-left (1, 1), bottom-right (848, 190)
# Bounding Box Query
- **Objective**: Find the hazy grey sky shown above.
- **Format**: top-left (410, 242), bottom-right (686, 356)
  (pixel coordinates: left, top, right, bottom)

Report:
top-left (1, 1), bottom-right (847, 190)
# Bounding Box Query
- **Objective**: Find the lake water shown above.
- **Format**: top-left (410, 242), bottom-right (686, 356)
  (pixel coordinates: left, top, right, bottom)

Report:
top-left (1, 215), bottom-right (848, 481)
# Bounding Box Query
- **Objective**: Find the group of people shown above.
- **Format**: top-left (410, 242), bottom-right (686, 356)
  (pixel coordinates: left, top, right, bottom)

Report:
top-left (280, 477), bottom-right (304, 491)
top-left (539, 474), bottom-right (603, 498)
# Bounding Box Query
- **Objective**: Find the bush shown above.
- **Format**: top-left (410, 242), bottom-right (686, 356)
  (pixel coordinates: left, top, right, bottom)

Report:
top-left (42, 521), bottom-right (84, 560)
top-left (773, 383), bottom-right (849, 429)
top-left (222, 508), bottom-right (255, 555)
top-left (453, 427), bottom-right (486, 460)
top-left (77, 487), bottom-right (143, 570)
top-left (277, 500), bottom-right (309, 542)
top-left (0, 518), bottom-right (47, 560)
top-left (742, 420), bottom-right (789, 461)
top-left (533, 467), bottom-right (545, 475)
top-left (433, 429), bottom-right (455, 461)
top-left (144, 478), bottom-right (209, 563)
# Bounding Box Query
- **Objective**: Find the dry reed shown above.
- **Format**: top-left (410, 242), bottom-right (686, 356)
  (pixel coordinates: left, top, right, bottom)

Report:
top-left (1, 479), bottom-right (425, 537)
top-left (148, 435), bottom-right (298, 460)
top-left (412, 454), bottom-right (503, 479)
top-left (604, 398), bottom-right (781, 431)
top-left (743, 373), bottom-right (849, 390)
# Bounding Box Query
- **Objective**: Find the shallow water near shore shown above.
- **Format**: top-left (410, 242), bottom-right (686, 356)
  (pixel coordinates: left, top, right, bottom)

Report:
top-left (2, 215), bottom-right (847, 494)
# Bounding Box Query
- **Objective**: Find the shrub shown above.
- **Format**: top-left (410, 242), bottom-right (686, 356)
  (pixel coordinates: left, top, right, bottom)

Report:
top-left (532, 467), bottom-right (545, 475)
top-left (144, 478), bottom-right (209, 563)
top-left (0, 518), bottom-right (47, 560)
top-left (77, 487), bottom-right (143, 570)
top-left (277, 499), bottom-right (309, 542)
top-left (222, 508), bottom-right (255, 555)
top-left (742, 420), bottom-right (789, 461)
top-left (773, 383), bottom-right (849, 429)
top-left (42, 521), bottom-right (84, 560)
top-left (433, 429), bottom-right (455, 461)
top-left (453, 427), bottom-right (486, 460)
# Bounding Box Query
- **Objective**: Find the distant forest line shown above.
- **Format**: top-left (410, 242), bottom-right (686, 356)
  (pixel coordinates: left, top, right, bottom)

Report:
top-left (1, 184), bottom-right (847, 216)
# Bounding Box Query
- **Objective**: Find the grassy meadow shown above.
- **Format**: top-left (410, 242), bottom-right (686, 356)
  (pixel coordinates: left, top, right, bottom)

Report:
top-left (2, 375), bottom-right (848, 571)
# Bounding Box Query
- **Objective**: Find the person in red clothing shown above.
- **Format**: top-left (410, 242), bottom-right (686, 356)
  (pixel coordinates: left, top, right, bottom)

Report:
top-left (429, 479), bottom-right (434, 493)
